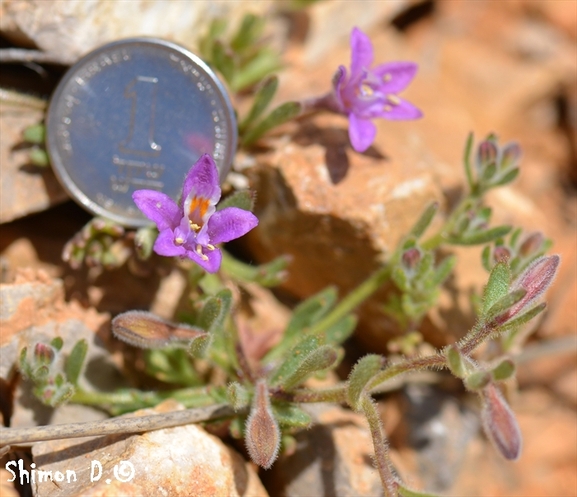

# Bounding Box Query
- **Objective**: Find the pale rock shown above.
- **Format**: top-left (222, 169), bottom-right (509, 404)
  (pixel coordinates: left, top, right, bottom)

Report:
top-left (0, 0), bottom-right (276, 64)
top-left (31, 400), bottom-right (268, 497)
top-left (263, 404), bottom-right (383, 497)
top-left (0, 105), bottom-right (68, 223)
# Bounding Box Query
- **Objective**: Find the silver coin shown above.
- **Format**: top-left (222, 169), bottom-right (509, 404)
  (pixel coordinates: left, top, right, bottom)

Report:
top-left (46, 38), bottom-right (237, 227)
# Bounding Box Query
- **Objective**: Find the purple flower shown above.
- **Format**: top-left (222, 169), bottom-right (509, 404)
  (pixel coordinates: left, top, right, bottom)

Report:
top-left (133, 154), bottom-right (258, 273)
top-left (334, 27), bottom-right (422, 152)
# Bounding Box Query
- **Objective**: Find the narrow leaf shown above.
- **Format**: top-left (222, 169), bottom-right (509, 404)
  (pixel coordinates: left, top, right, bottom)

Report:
top-left (272, 403), bottom-right (312, 429)
top-left (482, 262), bottom-right (511, 316)
top-left (239, 75), bottom-right (278, 133)
top-left (217, 190), bottom-right (255, 212)
top-left (242, 101), bottom-right (301, 146)
top-left (269, 335), bottom-right (322, 387)
top-left (453, 225), bottom-right (512, 246)
top-left (65, 339), bottom-right (88, 385)
top-left (280, 345), bottom-right (339, 390)
top-left (410, 202), bottom-right (439, 239)
top-left (347, 354), bottom-right (383, 411)
top-left (485, 288), bottom-right (526, 322)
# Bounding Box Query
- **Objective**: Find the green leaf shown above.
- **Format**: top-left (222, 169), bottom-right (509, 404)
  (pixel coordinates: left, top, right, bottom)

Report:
top-left (398, 484), bottom-right (444, 497)
top-left (285, 287), bottom-right (338, 341)
top-left (272, 403), bottom-right (312, 428)
top-left (410, 202), bottom-right (439, 239)
top-left (29, 148), bottom-right (50, 167)
top-left (232, 49), bottom-right (283, 92)
top-left (497, 302), bottom-right (547, 333)
top-left (65, 339), bottom-right (88, 385)
top-left (50, 337), bottom-right (64, 351)
top-left (227, 381), bottom-right (251, 410)
top-left (391, 265), bottom-right (409, 292)
top-left (269, 335), bottom-right (323, 387)
top-left (231, 13), bottom-right (264, 52)
top-left (431, 255), bottom-right (456, 287)
top-left (275, 344), bottom-right (338, 390)
top-left (242, 101), bottom-right (301, 146)
top-left (239, 75), bottom-right (278, 133)
top-left (217, 190), bottom-right (255, 212)
top-left (491, 358), bottom-right (516, 381)
top-left (347, 354), bottom-right (383, 411)
top-left (199, 289), bottom-right (232, 334)
top-left (23, 123), bottom-right (46, 144)
top-left (212, 41), bottom-right (235, 84)
top-left (463, 132), bottom-right (475, 192)
top-left (483, 262), bottom-right (511, 315)
top-left (452, 225), bottom-right (512, 246)
top-left (324, 314), bottom-right (357, 348)
top-left (445, 345), bottom-right (467, 378)
top-left (464, 371), bottom-right (491, 390)
top-left (481, 245), bottom-right (492, 271)
top-left (221, 252), bottom-right (290, 287)
top-left (484, 288), bottom-right (526, 322)
top-left (493, 167), bottom-right (519, 187)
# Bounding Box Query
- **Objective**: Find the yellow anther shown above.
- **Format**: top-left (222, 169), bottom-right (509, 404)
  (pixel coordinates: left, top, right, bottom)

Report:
top-left (383, 73), bottom-right (392, 82)
top-left (387, 94), bottom-right (401, 106)
top-left (196, 244), bottom-right (209, 261)
top-left (175, 237), bottom-right (185, 245)
top-left (357, 84), bottom-right (373, 97)
top-left (189, 222), bottom-right (201, 231)
top-left (206, 244), bottom-right (216, 251)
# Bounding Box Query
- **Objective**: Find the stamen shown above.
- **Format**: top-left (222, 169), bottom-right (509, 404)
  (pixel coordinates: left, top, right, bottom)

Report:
top-left (387, 94), bottom-right (401, 106)
top-left (196, 244), bottom-right (209, 261)
top-left (175, 237), bottom-right (185, 245)
top-left (357, 84), bottom-right (373, 97)
top-left (189, 222), bottom-right (201, 231)
top-left (206, 244), bottom-right (215, 251)
top-left (383, 73), bottom-right (392, 82)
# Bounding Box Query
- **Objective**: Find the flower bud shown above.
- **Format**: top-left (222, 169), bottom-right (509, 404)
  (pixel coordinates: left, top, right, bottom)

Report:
top-left (401, 247), bottom-right (421, 271)
top-left (33, 343), bottom-right (55, 365)
top-left (477, 140), bottom-right (498, 173)
top-left (481, 383), bottom-right (522, 460)
top-left (518, 232), bottom-right (544, 258)
top-left (493, 246), bottom-right (511, 263)
top-left (245, 380), bottom-right (280, 469)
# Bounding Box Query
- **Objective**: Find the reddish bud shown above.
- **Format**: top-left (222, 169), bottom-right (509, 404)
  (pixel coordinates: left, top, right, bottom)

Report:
top-left (245, 380), bottom-right (280, 469)
top-left (500, 142), bottom-right (521, 170)
top-left (477, 140), bottom-right (498, 171)
top-left (506, 255), bottom-right (559, 320)
top-left (518, 232), bottom-right (544, 257)
top-left (493, 246), bottom-right (511, 263)
top-left (401, 247), bottom-right (421, 270)
top-left (33, 343), bottom-right (55, 365)
top-left (481, 383), bottom-right (522, 460)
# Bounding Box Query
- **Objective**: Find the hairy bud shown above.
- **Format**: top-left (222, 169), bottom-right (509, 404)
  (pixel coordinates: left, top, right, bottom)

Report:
top-left (245, 380), bottom-right (281, 469)
top-left (481, 383), bottom-right (522, 460)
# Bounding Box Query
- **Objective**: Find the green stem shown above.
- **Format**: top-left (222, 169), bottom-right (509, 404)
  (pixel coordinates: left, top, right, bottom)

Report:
top-left (307, 264), bottom-right (391, 336)
top-left (220, 250), bottom-right (257, 281)
top-left (367, 354), bottom-right (446, 392)
top-left (361, 395), bottom-right (399, 497)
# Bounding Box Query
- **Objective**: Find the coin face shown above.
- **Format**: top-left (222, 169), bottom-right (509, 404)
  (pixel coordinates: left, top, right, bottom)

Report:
top-left (46, 38), bottom-right (237, 227)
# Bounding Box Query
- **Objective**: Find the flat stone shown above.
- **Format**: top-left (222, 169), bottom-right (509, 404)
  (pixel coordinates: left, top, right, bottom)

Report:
top-left (31, 400), bottom-right (269, 497)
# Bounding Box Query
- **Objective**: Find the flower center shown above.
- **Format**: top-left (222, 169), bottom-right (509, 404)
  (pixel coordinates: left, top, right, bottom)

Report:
top-left (358, 83), bottom-right (374, 97)
top-left (187, 196), bottom-right (211, 232)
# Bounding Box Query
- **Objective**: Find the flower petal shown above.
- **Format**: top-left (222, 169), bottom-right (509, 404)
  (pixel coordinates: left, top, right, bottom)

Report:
top-left (182, 154), bottom-right (221, 204)
top-left (381, 98), bottom-right (423, 121)
top-left (133, 190), bottom-right (180, 231)
top-left (348, 113), bottom-right (377, 153)
top-left (208, 208), bottom-right (259, 244)
top-left (332, 65), bottom-right (348, 112)
top-left (153, 229), bottom-right (186, 257)
top-left (373, 62), bottom-right (418, 93)
top-left (350, 27), bottom-right (374, 77)
top-left (187, 246), bottom-right (222, 273)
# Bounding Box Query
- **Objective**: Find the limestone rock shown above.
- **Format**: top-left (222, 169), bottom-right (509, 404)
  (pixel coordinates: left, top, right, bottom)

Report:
top-left (0, 0), bottom-right (276, 65)
top-left (263, 404), bottom-right (383, 497)
top-left (0, 104), bottom-right (68, 223)
top-left (31, 400), bottom-right (268, 497)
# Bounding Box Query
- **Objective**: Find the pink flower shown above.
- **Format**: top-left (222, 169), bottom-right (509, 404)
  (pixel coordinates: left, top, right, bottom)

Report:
top-left (333, 27), bottom-right (422, 152)
top-left (133, 154), bottom-right (258, 273)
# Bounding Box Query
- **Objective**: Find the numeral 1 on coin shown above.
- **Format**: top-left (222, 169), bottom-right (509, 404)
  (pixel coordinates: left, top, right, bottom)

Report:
top-left (120, 76), bottom-right (162, 156)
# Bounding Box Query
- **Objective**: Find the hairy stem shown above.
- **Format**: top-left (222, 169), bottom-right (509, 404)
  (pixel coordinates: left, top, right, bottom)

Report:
top-left (361, 395), bottom-right (398, 497)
